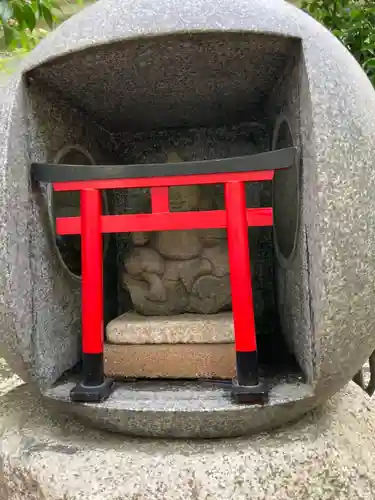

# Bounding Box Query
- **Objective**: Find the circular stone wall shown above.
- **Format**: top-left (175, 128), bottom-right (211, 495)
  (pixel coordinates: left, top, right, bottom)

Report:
top-left (272, 117), bottom-right (300, 265)
top-left (1, 0), bottom-right (375, 437)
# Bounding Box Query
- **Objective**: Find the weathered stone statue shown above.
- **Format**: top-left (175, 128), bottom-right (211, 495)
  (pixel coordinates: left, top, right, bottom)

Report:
top-left (123, 152), bottom-right (231, 315)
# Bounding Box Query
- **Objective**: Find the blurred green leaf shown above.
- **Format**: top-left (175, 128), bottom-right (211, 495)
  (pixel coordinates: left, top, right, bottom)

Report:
top-left (0, 0), bottom-right (90, 52)
top-left (11, 2), bottom-right (25, 26)
top-left (22, 3), bottom-right (37, 31)
top-left (364, 58), bottom-right (375, 69)
top-left (40, 3), bottom-right (53, 27)
top-left (49, 0), bottom-right (63, 11)
top-left (3, 23), bottom-right (17, 45)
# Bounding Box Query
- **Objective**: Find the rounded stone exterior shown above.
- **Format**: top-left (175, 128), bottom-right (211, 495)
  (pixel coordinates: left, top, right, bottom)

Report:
top-left (1, 0), bottom-right (375, 436)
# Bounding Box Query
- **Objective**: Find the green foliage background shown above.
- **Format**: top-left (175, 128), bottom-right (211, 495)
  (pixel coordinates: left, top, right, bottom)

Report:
top-left (0, 0), bottom-right (87, 69)
top-left (301, 0), bottom-right (375, 86)
top-left (1, 0), bottom-right (55, 51)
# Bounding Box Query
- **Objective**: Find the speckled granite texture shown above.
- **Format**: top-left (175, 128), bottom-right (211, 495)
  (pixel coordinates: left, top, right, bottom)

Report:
top-left (1, 379), bottom-right (374, 498)
top-left (104, 343), bottom-right (237, 379)
top-left (1, 0), bottom-right (375, 435)
top-left (266, 47), bottom-right (316, 383)
top-left (43, 374), bottom-right (315, 438)
top-left (106, 312), bottom-right (234, 344)
top-left (0, 80), bottom-right (115, 388)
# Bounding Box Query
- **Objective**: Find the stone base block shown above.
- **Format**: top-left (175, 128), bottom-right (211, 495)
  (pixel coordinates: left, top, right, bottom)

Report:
top-left (106, 311), bottom-right (234, 344)
top-left (104, 343), bottom-right (235, 379)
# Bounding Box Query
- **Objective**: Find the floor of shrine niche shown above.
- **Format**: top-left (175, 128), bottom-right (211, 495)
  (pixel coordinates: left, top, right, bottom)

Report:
top-left (47, 322), bottom-right (307, 414)
top-left (44, 349), bottom-right (313, 439)
top-left (47, 370), bottom-right (310, 408)
top-left (46, 308), bottom-right (309, 423)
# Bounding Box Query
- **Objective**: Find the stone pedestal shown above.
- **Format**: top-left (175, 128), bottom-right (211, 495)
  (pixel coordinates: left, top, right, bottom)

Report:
top-left (106, 311), bottom-right (234, 344)
top-left (0, 365), bottom-right (374, 499)
top-left (105, 312), bottom-right (235, 378)
top-left (104, 343), bottom-right (236, 379)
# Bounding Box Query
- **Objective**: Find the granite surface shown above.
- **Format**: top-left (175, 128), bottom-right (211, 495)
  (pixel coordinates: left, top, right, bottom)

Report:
top-left (0, 372), bottom-right (374, 498)
top-left (43, 373), bottom-right (316, 438)
top-left (106, 312), bottom-right (234, 344)
top-left (29, 34), bottom-right (296, 132)
top-left (265, 44), bottom-right (317, 383)
top-left (104, 343), bottom-right (236, 379)
top-left (0, 0), bottom-right (375, 437)
top-left (0, 81), bottom-right (114, 388)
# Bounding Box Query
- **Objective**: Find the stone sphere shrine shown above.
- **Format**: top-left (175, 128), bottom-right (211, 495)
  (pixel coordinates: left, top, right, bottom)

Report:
top-left (1, 0), bottom-right (375, 439)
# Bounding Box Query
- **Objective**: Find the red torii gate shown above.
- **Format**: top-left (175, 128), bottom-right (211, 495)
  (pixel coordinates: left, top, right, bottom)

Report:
top-left (32, 147), bottom-right (295, 404)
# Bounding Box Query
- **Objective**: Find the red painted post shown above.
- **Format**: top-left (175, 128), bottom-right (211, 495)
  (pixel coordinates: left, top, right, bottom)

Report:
top-left (70, 187), bottom-right (114, 402)
top-left (225, 181), bottom-right (259, 386)
top-left (151, 187), bottom-right (170, 213)
top-left (81, 188), bottom-right (103, 357)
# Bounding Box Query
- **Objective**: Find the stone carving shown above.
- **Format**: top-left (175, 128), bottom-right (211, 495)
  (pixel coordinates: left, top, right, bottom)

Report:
top-left (123, 151), bottom-right (230, 315)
